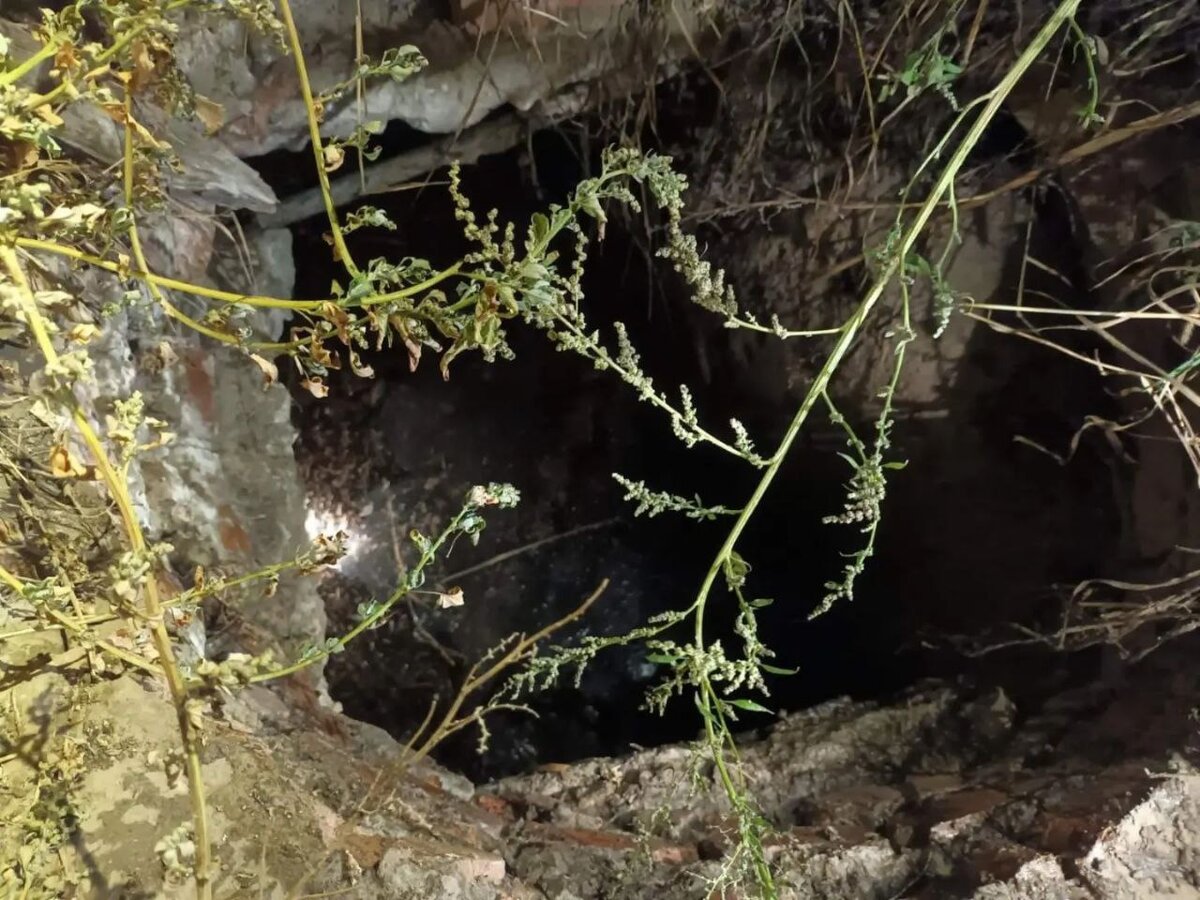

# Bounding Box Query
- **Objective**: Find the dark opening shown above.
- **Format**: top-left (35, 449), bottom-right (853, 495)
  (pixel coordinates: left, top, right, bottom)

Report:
top-left (245, 102), bottom-right (1121, 780)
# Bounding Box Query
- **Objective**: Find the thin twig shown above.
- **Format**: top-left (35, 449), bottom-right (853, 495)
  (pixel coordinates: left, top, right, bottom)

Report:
top-left (436, 518), bottom-right (619, 587)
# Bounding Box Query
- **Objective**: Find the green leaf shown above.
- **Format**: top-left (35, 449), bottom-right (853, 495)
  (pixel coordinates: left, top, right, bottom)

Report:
top-left (410, 529), bottom-right (431, 553)
top-left (723, 551), bottom-right (750, 590)
top-left (550, 208), bottom-right (573, 234)
top-left (728, 698), bottom-right (773, 715)
top-left (882, 459), bottom-right (908, 471)
top-left (580, 193), bottom-right (606, 224)
top-left (761, 664), bottom-right (798, 676)
top-left (529, 212), bottom-right (549, 247)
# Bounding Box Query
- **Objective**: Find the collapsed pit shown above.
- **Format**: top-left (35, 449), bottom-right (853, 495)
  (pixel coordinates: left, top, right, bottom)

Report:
top-left (247, 97), bottom-right (1126, 780)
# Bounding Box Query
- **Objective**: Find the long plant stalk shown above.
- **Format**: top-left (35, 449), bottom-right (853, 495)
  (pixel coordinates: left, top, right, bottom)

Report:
top-left (0, 40), bottom-right (56, 88)
top-left (14, 237), bottom-right (462, 313)
top-left (276, 0), bottom-right (361, 278)
top-left (686, 2), bottom-right (1082, 895)
top-left (0, 244), bottom-right (214, 899)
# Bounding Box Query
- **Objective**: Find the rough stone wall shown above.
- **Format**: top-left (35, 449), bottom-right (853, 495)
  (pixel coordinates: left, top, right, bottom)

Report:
top-left (72, 198), bottom-right (324, 665)
top-left (3, 14), bottom-right (325, 668)
top-left (174, 0), bottom-right (717, 157)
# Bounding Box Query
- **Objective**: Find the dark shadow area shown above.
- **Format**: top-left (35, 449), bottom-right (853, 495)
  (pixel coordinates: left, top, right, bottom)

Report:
top-left (244, 100), bottom-right (1123, 779)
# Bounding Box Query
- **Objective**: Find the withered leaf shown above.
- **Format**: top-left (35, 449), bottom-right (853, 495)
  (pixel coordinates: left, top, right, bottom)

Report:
top-left (49, 443), bottom-right (92, 479)
top-left (65, 323), bottom-right (100, 344)
top-left (348, 348), bottom-right (375, 379)
top-left (129, 40), bottom-right (158, 92)
top-left (403, 335), bottom-right (422, 373)
top-left (301, 377), bottom-right (329, 398)
top-left (437, 586), bottom-right (465, 609)
top-left (248, 352), bottom-right (279, 388)
top-left (322, 144), bottom-right (345, 172)
top-left (194, 95), bottom-right (225, 135)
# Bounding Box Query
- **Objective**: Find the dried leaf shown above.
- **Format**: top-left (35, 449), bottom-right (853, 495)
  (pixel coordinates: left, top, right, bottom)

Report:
top-left (33, 106), bottom-right (63, 127)
top-left (403, 335), bottom-right (422, 373)
top-left (437, 586), bottom-right (465, 609)
top-left (323, 144), bottom-right (345, 172)
top-left (194, 95), bottom-right (225, 135)
top-left (305, 333), bottom-right (334, 368)
top-left (107, 630), bottom-right (137, 652)
top-left (129, 41), bottom-right (157, 91)
top-left (185, 699), bottom-right (205, 738)
top-left (320, 301), bottom-right (353, 344)
top-left (301, 377), bottom-right (329, 398)
top-left (45, 203), bottom-right (105, 230)
top-left (248, 353), bottom-right (278, 388)
top-left (5, 141), bottom-right (39, 170)
top-left (65, 323), bottom-right (100, 344)
top-left (53, 42), bottom-right (79, 75)
top-left (100, 102), bottom-right (169, 149)
top-left (49, 443), bottom-right (92, 479)
top-left (348, 348), bottom-right (375, 378)
top-left (365, 307), bottom-right (389, 350)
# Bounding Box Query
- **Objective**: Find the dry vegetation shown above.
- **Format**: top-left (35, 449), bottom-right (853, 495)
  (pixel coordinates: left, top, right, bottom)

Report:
top-left (2, 0), bottom-right (1199, 897)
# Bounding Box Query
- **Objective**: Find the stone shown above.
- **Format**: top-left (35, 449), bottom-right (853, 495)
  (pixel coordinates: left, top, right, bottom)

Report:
top-left (806, 784), bottom-right (906, 831)
top-left (1081, 771), bottom-right (1200, 898)
top-left (0, 19), bottom-right (277, 214)
top-left (904, 773), bottom-right (965, 801)
top-left (377, 846), bottom-right (507, 899)
top-left (171, 0), bottom-right (723, 156)
top-left (209, 225), bottom-right (296, 341)
top-left (162, 115), bottom-right (279, 213)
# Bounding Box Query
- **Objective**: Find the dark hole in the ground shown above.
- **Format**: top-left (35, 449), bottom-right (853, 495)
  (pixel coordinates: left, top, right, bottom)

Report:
top-left (245, 103), bottom-right (1122, 780)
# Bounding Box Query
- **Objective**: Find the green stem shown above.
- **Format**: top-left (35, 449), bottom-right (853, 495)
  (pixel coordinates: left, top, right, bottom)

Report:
top-left (121, 91), bottom-right (260, 359)
top-left (1, 244), bottom-right (213, 899)
top-left (359, 262), bottom-right (463, 306)
top-left (729, 316), bottom-right (844, 338)
top-left (691, 0), bottom-right (1080, 638)
top-left (698, 680), bottom-right (774, 895)
top-left (15, 237), bottom-right (462, 312)
top-left (16, 237), bottom-right (324, 310)
top-left (276, 0), bottom-right (361, 279)
top-left (0, 41), bottom-right (57, 89)
top-left (19, 3), bottom-right (177, 112)
top-left (686, 1), bottom-right (1081, 892)
top-left (249, 505), bottom-right (474, 683)
top-left (182, 560), bottom-right (299, 604)
top-left (552, 311), bottom-right (751, 462)
top-left (1068, 17), bottom-right (1101, 125)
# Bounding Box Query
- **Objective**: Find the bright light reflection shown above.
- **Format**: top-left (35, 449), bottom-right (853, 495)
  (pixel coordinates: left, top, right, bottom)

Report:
top-left (304, 505), bottom-right (363, 570)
